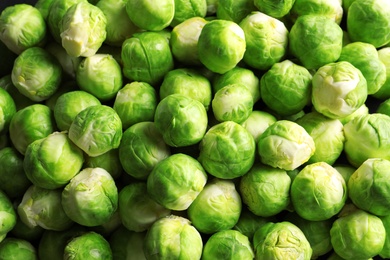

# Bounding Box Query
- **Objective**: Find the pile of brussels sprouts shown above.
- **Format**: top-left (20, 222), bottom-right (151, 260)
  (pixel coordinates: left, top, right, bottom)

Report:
top-left (1, 0), bottom-right (390, 259)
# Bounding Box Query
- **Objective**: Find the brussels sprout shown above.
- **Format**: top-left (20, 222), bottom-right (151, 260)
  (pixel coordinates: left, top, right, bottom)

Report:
top-left (0, 4), bottom-right (46, 55)
top-left (44, 80), bottom-right (79, 111)
top-left (121, 31), bottom-right (174, 86)
top-left (338, 42), bottom-right (386, 95)
top-left (125, 0), bottom-right (174, 31)
top-left (290, 0), bottom-right (343, 24)
top-left (147, 153), bottom-right (207, 211)
top-left (344, 113), bottom-right (390, 167)
top-left (60, 2), bottom-right (107, 57)
top-left (253, 221), bottom-right (312, 259)
top-left (377, 98), bottom-right (390, 116)
top-left (257, 120), bottom-right (315, 171)
top-left (198, 19), bottom-right (246, 74)
top-left (154, 94), bottom-right (208, 147)
top-left (109, 226), bottom-right (146, 260)
top-left (0, 87), bottom-right (16, 134)
top-left (143, 215), bottom-right (203, 260)
top-left (170, 17), bottom-right (208, 66)
top-left (241, 110), bottom-right (277, 143)
top-left (0, 190), bottom-right (17, 241)
top-left (202, 230), bottom-right (254, 260)
top-left (23, 132), bottom-right (84, 189)
top-left (159, 68), bottom-right (212, 111)
top-left (119, 121), bottom-right (171, 180)
top-left (187, 178), bottom-right (242, 234)
top-left (289, 15), bottom-right (343, 70)
top-left (296, 111), bottom-right (345, 165)
top-left (260, 60), bottom-right (312, 116)
top-left (171, 0), bottom-right (207, 27)
top-left (334, 164), bottom-right (356, 183)
top-left (0, 238), bottom-right (37, 260)
top-left (216, 0), bottom-right (256, 23)
top-left (330, 208), bottom-right (386, 259)
top-left (53, 90), bottom-right (101, 131)
top-left (11, 47), bottom-right (62, 102)
top-left (119, 182), bottom-right (171, 232)
top-left (348, 158), bottom-right (390, 216)
top-left (380, 215), bottom-right (390, 258)
top-left (96, 0), bottom-right (141, 47)
top-left (374, 48), bottom-right (390, 99)
top-left (68, 105), bottom-right (122, 157)
top-left (339, 103), bottom-right (369, 125)
top-left (240, 163), bottom-right (291, 217)
top-left (113, 82), bottom-right (157, 130)
top-left (17, 185), bottom-right (73, 231)
top-left (240, 11), bottom-right (289, 71)
top-left (253, 0), bottom-right (295, 18)
top-left (212, 83), bottom-right (253, 124)
top-left (84, 149), bottom-right (123, 180)
top-left (9, 104), bottom-right (55, 155)
top-left (89, 210), bottom-right (121, 238)
top-left (61, 167), bottom-right (118, 227)
top-left (198, 121), bottom-right (256, 179)
top-left (233, 210), bottom-right (273, 243)
top-left (291, 162), bottom-right (347, 221)
top-left (213, 66), bottom-right (261, 104)
top-left (35, 0), bottom-right (54, 20)
top-left (311, 61), bottom-right (368, 119)
top-left (347, 0), bottom-right (390, 48)
top-left (64, 231), bottom-right (112, 260)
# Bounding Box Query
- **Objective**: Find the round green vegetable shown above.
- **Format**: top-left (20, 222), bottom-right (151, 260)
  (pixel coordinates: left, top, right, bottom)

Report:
top-left (0, 87), bottom-right (16, 134)
top-left (64, 231), bottom-right (112, 260)
top-left (0, 238), bottom-right (37, 260)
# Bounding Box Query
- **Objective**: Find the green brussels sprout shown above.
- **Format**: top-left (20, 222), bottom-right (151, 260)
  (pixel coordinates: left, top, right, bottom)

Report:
top-left (76, 54), bottom-right (123, 101)
top-left (0, 4), bottom-right (46, 55)
top-left (202, 230), bottom-right (254, 260)
top-left (241, 110), bottom-right (277, 143)
top-left (125, 0), bottom-right (174, 31)
top-left (187, 178), bottom-right (242, 234)
top-left (47, 0), bottom-right (87, 43)
top-left (109, 226), bottom-right (146, 260)
top-left (373, 47), bottom-right (390, 99)
top-left (159, 68), bottom-right (212, 111)
top-left (96, 0), bottom-right (141, 47)
top-left (213, 66), bottom-right (261, 104)
top-left (45, 41), bottom-right (81, 79)
top-left (23, 132), bottom-right (84, 189)
top-left (296, 111), bottom-right (345, 165)
top-left (260, 60), bottom-right (312, 116)
top-left (339, 103), bottom-right (369, 125)
top-left (170, 17), bottom-right (208, 66)
top-left (216, 0), bottom-right (256, 23)
top-left (338, 42), bottom-right (386, 95)
top-left (64, 231), bottom-right (112, 260)
top-left (119, 182), bottom-right (171, 232)
top-left (290, 0), bottom-right (344, 24)
top-left (121, 31), bottom-right (174, 86)
top-left (0, 238), bottom-right (37, 260)
top-left (171, 0), bottom-right (207, 27)
top-left (253, 0), bottom-right (295, 18)
top-left (84, 149), bottom-right (123, 180)
top-left (9, 104), bottom-right (55, 155)
top-left (347, 0), bottom-right (390, 48)
top-left (154, 94), bottom-right (208, 147)
top-left (44, 80), bottom-right (79, 110)
top-left (53, 90), bottom-right (101, 131)
top-left (289, 15), bottom-right (343, 70)
top-left (11, 47), bottom-right (62, 102)
top-left (61, 167), bottom-right (118, 227)
top-left (212, 83), bottom-right (253, 124)
top-left (68, 105), bottom-right (122, 157)
top-left (17, 185), bottom-right (73, 231)
top-left (143, 215), bottom-right (203, 260)
top-left (113, 82), bottom-right (157, 130)
top-left (0, 87), bottom-right (16, 134)
top-left (198, 19), bottom-right (246, 74)
top-left (311, 61), bottom-right (368, 119)
top-left (147, 153), bottom-right (207, 211)
top-left (348, 158), bottom-right (390, 216)
top-left (198, 121), bottom-right (256, 179)
top-left (380, 214), bottom-right (390, 259)
top-left (344, 113), bottom-right (390, 167)
top-left (233, 209), bottom-right (273, 242)
top-left (60, 2), bottom-right (107, 57)
top-left (253, 221), bottom-right (312, 259)
top-left (240, 163), bottom-right (291, 217)
top-left (257, 120), bottom-right (315, 171)
top-left (240, 11), bottom-right (289, 71)
top-left (291, 162), bottom-right (347, 221)
top-left (119, 121), bottom-right (171, 180)
top-left (285, 212), bottom-right (333, 259)
top-left (377, 98), bottom-right (390, 116)
top-left (35, 0), bottom-right (54, 20)
top-left (334, 164), bottom-right (356, 183)
top-left (0, 147), bottom-right (31, 199)
top-left (0, 190), bottom-right (17, 241)
top-left (330, 208), bottom-right (386, 259)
